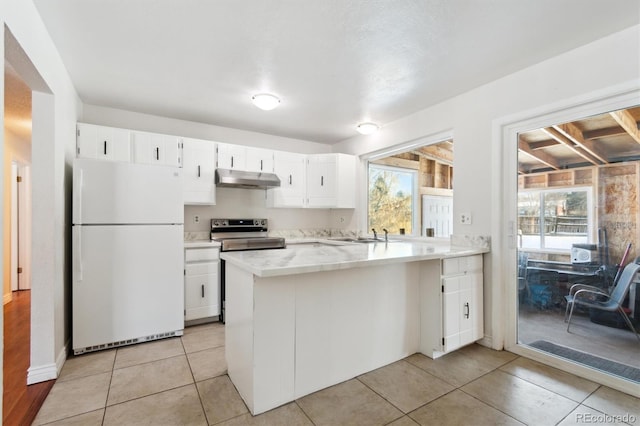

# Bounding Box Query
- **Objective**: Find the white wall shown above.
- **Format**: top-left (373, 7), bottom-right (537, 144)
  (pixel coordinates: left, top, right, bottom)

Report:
top-left (333, 25), bottom-right (640, 349)
top-left (2, 0), bottom-right (82, 391)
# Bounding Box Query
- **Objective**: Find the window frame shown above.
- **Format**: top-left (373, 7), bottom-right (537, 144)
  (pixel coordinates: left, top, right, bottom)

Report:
top-left (517, 185), bottom-right (594, 252)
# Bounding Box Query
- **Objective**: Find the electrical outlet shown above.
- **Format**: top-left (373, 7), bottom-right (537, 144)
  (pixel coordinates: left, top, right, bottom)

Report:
top-left (460, 212), bottom-right (472, 225)
top-left (194, 215), bottom-right (200, 224)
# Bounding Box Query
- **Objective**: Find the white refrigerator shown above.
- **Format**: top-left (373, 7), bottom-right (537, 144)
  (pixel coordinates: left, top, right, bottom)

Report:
top-left (72, 158), bottom-right (184, 354)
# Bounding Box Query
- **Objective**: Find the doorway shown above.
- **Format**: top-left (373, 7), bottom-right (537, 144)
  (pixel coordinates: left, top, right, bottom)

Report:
top-left (10, 162), bottom-right (31, 293)
top-left (500, 86), bottom-right (640, 397)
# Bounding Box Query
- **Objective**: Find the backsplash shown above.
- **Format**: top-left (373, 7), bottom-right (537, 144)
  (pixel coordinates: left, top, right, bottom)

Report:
top-left (451, 234), bottom-right (491, 249)
top-left (184, 229), bottom-right (360, 241)
top-left (268, 229), bottom-right (360, 239)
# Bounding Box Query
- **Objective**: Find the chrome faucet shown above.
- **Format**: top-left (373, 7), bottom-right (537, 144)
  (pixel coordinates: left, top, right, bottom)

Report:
top-left (371, 228), bottom-right (377, 240)
top-left (382, 228), bottom-right (388, 241)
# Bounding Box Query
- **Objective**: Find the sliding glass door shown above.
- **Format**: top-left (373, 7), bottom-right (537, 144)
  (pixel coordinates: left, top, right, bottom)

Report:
top-left (514, 105), bottom-right (640, 385)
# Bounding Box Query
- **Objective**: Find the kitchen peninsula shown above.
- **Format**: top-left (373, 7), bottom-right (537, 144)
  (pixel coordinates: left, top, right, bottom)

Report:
top-left (222, 239), bottom-right (489, 414)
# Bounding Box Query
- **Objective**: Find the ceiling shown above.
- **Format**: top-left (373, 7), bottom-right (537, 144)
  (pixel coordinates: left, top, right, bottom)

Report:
top-left (518, 106), bottom-right (640, 174)
top-left (6, 1), bottom-right (640, 144)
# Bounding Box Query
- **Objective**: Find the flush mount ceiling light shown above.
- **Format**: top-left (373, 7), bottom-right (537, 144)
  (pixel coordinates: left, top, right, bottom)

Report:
top-left (356, 122), bottom-right (379, 135)
top-left (251, 93), bottom-right (280, 111)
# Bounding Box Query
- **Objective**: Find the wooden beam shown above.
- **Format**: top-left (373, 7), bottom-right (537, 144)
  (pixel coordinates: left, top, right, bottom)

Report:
top-left (583, 126), bottom-right (627, 140)
top-left (416, 144), bottom-right (454, 163)
top-left (541, 127), bottom-right (601, 165)
top-left (518, 138), bottom-right (560, 170)
top-left (370, 157), bottom-right (419, 170)
top-left (527, 139), bottom-right (559, 150)
top-left (410, 149), bottom-right (453, 166)
top-left (609, 110), bottom-right (640, 144)
top-left (553, 123), bottom-right (609, 164)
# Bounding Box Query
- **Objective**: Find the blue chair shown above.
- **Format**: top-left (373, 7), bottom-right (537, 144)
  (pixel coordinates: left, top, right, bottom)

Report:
top-left (564, 256), bottom-right (640, 341)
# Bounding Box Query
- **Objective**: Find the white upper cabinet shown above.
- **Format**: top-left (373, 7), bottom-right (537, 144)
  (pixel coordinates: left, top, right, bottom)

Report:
top-left (182, 137), bottom-right (216, 205)
top-left (268, 153), bottom-right (357, 209)
top-left (217, 142), bottom-right (247, 170)
top-left (76, 123), bottom-right (131, 162)
top-left (266, 151), bottom-right (307, 207)
top-left (245, 147), bottom-right (274, 173)
top-left (306, 153), bottom-right (356, 208)
top-left (132, 131), bottom-right (182, 167)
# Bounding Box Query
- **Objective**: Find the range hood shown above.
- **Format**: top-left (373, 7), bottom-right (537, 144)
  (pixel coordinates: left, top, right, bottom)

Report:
top-left (215, 169), bottom-right (281, 189)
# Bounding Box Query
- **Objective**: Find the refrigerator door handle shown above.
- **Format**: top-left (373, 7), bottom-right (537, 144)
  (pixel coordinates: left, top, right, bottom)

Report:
top-left (74, 226), bottom-right (83, 282)
top-left (75, 168), bottom-right (84, 225)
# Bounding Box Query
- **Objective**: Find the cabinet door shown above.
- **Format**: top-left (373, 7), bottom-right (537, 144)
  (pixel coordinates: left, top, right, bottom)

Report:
top-left (306, 155), bottom-right (337, 208)
top-left (185, 262), bottom-right (220, 320)
top-left (442, 276), bottom-right (463, 352)
top-left (245, 147), bottom-right (274, 173)
top-left (217, 143), bottom-right (246, 170)
top-left (441, 255), bottom-right (483, 353)
top-left (182, 138), bottom-right (216, 204)
top-left (132, 131), bottom-right (181, 167)
top-left (77, 123), bottom-right (131, 162)
top-left (267, 151), bottom-right (306, 207)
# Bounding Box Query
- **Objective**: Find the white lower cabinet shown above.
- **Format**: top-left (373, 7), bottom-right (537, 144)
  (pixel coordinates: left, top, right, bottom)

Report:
top-left (420, 254), bottom-right (483, 358)
top-left (184, 247), bottom-right (220, 321)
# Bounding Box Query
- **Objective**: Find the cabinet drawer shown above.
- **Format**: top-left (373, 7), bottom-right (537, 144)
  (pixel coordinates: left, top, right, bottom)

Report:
top-left (185, 247), bottom-right (220, 262)
top-left (185, 262), bottom-right (219, 275)
top-left (442, 254), bottom-right (482, 276)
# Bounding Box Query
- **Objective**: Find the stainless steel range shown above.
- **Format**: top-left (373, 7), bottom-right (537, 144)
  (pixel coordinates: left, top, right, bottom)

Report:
top-left (210, 218), bottom-right (286, 251)
top-left (211, 218), bottom-right (285, 323)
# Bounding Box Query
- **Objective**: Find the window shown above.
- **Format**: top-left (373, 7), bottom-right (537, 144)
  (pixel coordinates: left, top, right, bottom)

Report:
top-left (518, 187), bottom-right (592, 250)
top-left (368, 164), bottom-right (417, 235)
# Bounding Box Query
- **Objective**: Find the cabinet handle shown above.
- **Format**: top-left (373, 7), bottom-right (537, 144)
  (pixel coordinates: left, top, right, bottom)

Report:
top-left (289, 174), bottom-right (292, 185)
top-left (231, 156), bottom-right (234, 168)
top-left (155, 147), bottom-right (160, 160)
top-left (103, 141), bottom-right (107, 155)
top-left (260, 159), bottom-right (263, 170)
top-left (201, 285), bottom-right (205, 298)
top-left (321, 176), bottom-right (324, 186)
top-left (197, 165), bottom-right (201, 177)
top-left (464, 302), bottom-right (470, 319)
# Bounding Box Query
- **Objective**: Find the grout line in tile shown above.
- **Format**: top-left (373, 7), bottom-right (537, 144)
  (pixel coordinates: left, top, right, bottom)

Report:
top-left (498, 361), bottom-right (602, 404)
top-left (105, 383), bottom-right (198, 410)
top-left (111, 351), bottom-right (187, 372)
top-left (293, 400), bottom-right (317, 426)
top-left (180, 336), bottom-right (212, 425)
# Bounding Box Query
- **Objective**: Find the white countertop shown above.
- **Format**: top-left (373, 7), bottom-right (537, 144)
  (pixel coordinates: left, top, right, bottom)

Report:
top-left (184, 240), bottom-right (221, 249)
top-left (220, 239), bottom-right (489, 277)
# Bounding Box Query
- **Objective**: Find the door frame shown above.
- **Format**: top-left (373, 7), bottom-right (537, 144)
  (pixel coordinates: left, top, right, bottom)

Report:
top-left (492, 81), bottom-right (640, 397)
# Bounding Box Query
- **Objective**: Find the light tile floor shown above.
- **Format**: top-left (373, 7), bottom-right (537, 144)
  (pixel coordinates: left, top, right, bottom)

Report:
top-left (33, 322), bottom-right (640, 426)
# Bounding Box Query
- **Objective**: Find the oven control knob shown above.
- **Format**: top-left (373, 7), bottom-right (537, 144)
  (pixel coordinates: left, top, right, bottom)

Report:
top-left (253, 220), bottom-right (259, 226)
top-left (261, 219), bottom-right (267, 226)
top-left (222, 220), bottom-right (228, 226)
top-left (213, 220), bottom-right (219, 226)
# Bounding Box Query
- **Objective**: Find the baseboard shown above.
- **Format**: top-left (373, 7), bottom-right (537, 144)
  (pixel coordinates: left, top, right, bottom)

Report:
top-left (27, 363), bottom-right (58, 385)
top-left (56, 340), bottom-right (69, 375)
top-left (478, 335), bottom-right (496, 350)
top-left (3, 292), bottom-right (13, 305)
top-left (26, 342), bottom-right (68, 385)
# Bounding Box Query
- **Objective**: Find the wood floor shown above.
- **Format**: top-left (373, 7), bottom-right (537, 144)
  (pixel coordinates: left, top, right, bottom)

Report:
top-left (3, 290), bottom-right (55, 426)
